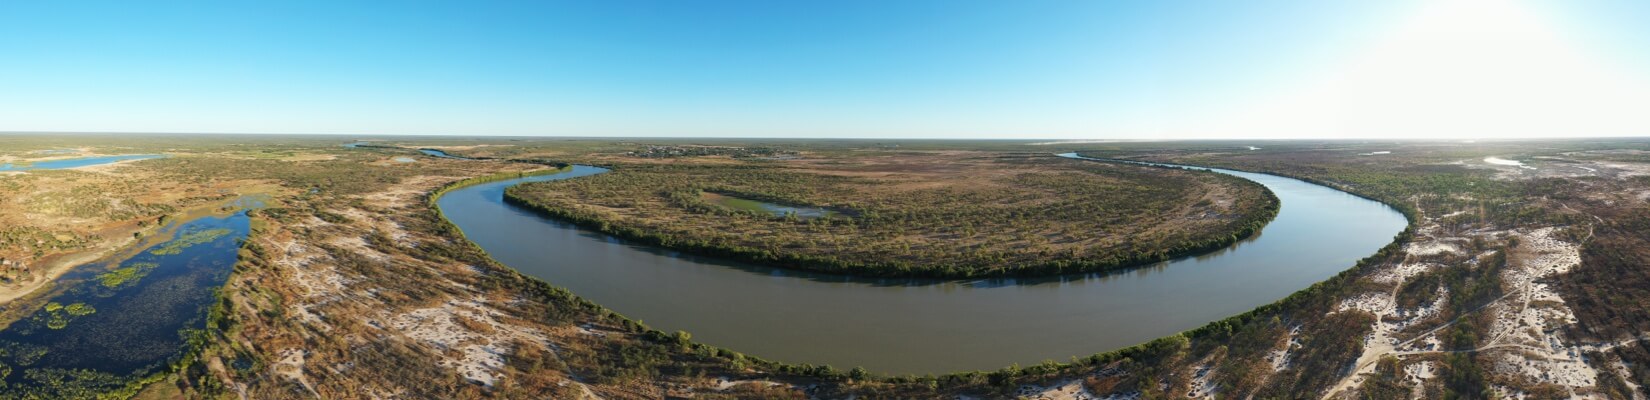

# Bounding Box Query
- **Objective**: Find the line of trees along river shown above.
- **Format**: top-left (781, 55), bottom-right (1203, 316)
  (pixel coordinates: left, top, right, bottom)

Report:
top-left (500, 157), bottom-right (1280, 278)
top-left (435, 161), bottom-right (1407, 374)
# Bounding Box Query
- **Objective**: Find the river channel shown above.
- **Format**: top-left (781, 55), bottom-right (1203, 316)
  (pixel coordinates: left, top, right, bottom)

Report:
top-left (435, 155), bottom-right (1407, 374)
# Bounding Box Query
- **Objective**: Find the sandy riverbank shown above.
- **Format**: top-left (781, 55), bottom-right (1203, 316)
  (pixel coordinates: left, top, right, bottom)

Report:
top-left (0, 220), bottom-right (152, 305)
top-left (0, 190), bottom-right (256, 305)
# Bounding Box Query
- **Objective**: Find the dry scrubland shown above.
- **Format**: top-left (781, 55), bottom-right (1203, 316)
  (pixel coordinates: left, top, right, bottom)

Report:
top-left (11, 136), bottom-right (1271, 398)
top-left (0, 136), bottom-right (790, 398)
top-left (1049, 140), bottom-right (1650, 399)
top-left (0, 143), bottom-right (274, 306)
top-left (503, 151), bottom-right (1275, 277)
top-left (3, 135), bottom-right (1650, 399)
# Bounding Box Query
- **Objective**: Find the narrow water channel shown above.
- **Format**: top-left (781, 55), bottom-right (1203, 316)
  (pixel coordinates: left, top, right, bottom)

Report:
top-left (418, 149), bottom-right (469, 159)
top-left (437, 157), bottom-right (1407, 374)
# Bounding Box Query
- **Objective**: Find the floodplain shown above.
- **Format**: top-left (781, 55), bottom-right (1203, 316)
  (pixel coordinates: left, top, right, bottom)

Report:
top-left (0, 135), bottom-right (1645, 399)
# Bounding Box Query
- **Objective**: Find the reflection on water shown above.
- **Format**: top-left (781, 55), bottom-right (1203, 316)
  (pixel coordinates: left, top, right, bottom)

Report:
top-left (0, 155), bottom-right (163, 172)
top-left (440, 159), bottom-right (1407, 374)
top-left (0, 209), bottom-right (250, 392)
top-left (419, 149), bottom-right (471, 160)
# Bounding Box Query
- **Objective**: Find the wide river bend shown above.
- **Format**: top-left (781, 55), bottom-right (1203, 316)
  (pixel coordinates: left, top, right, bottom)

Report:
top-left (436, 154), bottom-right (1407, 374)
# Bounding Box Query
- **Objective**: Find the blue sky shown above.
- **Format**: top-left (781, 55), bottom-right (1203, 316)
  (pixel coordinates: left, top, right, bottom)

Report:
top-left (2, 1), bottom-right (1647, 139)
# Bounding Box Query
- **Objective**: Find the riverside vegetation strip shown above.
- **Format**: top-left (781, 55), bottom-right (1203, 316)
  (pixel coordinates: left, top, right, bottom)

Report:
top-left (93, 137), bottom-right (1298, 398)
top-left (328, 138), bottom-right (1650, 398)
top-left (1042, 140), bottom-right (1650, 399)
top-left (502, 152), bottom-right (1277, 278)
top-left (126, 138), bottom-right (1522, 398)
top-left (4, 135), bottom-right (1650, 398)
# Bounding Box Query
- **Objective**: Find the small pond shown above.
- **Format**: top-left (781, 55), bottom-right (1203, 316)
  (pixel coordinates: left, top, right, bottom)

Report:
top-left (702, 192), bottom-right (837, 219)
top-left (418, 149), bottom-right (472, 160)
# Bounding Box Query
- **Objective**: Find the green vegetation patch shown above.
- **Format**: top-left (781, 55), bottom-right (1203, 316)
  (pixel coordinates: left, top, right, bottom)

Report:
top-left (149, 228), bottom-right (231, 256)
top-left (98, 262), bottom-right (158, 288)
top-left (64, 303), bottom-right (96, 317)
top-left (37, 302), bottom-right (96, 330)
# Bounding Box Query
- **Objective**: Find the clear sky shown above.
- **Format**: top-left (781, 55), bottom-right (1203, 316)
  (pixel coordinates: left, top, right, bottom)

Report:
top-left (2, 0), bottom-right (1647, 139)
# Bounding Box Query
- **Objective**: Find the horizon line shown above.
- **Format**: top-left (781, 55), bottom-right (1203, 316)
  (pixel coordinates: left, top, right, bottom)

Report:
top-left (3, 130), bottom-right (1647, 142)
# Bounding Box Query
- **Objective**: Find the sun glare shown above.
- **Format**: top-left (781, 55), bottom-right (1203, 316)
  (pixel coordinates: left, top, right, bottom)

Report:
top-left (1207, 0), bottom-right (1650, 139)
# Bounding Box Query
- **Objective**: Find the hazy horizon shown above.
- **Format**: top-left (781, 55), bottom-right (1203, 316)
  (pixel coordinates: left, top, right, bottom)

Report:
top-left (9, 130), bottom-right (1650, 142)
